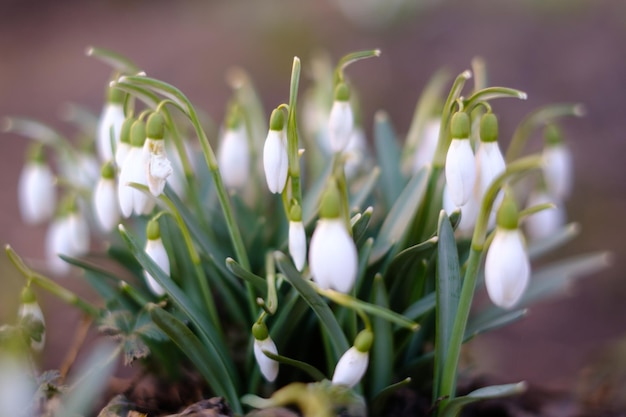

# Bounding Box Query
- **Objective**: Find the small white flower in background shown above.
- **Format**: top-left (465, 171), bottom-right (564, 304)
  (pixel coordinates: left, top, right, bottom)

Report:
top-left (96, 86), bottom-right (125, 162)
top-left (18, 143), bottom-right (56, 225)
top-left (309, 180), bottom-right (357, 293)
top-left (115, 117), bottom-right (134, 168)
top-left (45, 198), bottom-right (90, 276)
top-left (328, 82), bottom-right (354, 153)
top-left (0, 355), bottom-right (36, 416)
top-left (145, 112), bottom-right (173, 197)
top-left (332, 330), bottom-right (372, 388)
top-left (263, 108), bottom-right (288, 194)
top-left (18, 286), bottom-right (45, 352)
top-left (475, 113), bottom-right (506, 228)
top-left (118, 119), bottom-right (155, 217)
top-left (524, 189), bottom-right (565, 241)
top-left (542, 124), bottom-right (573, 200)
top-left (343, 127), bottom-right (368, 179)
top-left (288, 204), bottom-right (306, 271)
top-left (445, 112), bottom-right (476, 207)
top-left (412, 118), bottom-right (441, 174)
top-left (93, 162), bottom-right (120, 232)
top-left (217, 110), bottom-right (250, 189)
top-left (252, 322), bottom-right (279, 382)
top-left (485, 194), bottom-right (530, 309)
top-left (144, 219), bottom-right (169, 296)
top-left (442, 184), bottom-right (479, 236)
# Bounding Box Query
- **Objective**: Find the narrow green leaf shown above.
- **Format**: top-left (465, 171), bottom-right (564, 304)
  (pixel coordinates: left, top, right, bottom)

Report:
top-left (261, 350), bottom-right (327, 382)
top-left (351, 207), bottom-right (373, 244)
top-left (350, 167), bottom-right (380, 211)
top-left (402, 292), bottom-right (436, 321)
top-left (465, 308), bottom-right (527, 341)
top-left (441, 382), bottom-right (527, 417)
top-left (225, 257), bottom-right (267, 294)
top-left (86, 46), bottom-right (140, 73)
top-left (374, 111), bottom-right (405, 207)
top-left (371, 377), bottom-right (412, 417)
top-left (463, 86), bottom-right (527, 113)
top-left (386, 236), bottom-right (438, 278)
top-left (370, 275), bottom-right (393, 397)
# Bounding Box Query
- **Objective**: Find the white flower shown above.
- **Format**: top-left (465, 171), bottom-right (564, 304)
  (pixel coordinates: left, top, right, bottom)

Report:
top-left (45, 211), bottom-right (90, 276)
top-left (18, 161), bottom-right (56, 225)
top-left (18, 301), bottom-right (45, 352)
top-left (289, 220), bottom-right (306, 271)
top-left (343, 127), bottom-right (368, 179)
top-left (217, 125), bottom-right (250, 189)
top-left (485, 228), bottom-right (530, 309)
top-left (328, 99), bottom-right (354, 153)
top-left (412, 118), bottom-right (440, 174)
top-left (524, 190), bottom-right (565, 241)
top-left (144, 237), bottom-right (169, 296)
top-left (115, 141), bottom-right (131, 168)
top-left (145, 139), bottom-right (173, 197)
top-left (118, 143), bottom-right (154, 217)
top-left (331, 346), bottom-right (369, 388)
top-left (476, 141), bottom-right (506, 201)
top-left (253, 336), bottom-right (279, 382)
top-left (96, 102), bottom-right (125, 162)
top-left (443, 184), bottom-right (479, 236)
top-left (542, 144), bottom-right (573, 200)
top-left (445, 138), bottom-right (476, 206)
top-left (263, 128), bottom-right (288, 194)
top-left (94, 175), bottom-right (120, 232)
top-left (309, 218), bottom-right (357, 293)
top-left (0, 355), bottom-right (36, 416)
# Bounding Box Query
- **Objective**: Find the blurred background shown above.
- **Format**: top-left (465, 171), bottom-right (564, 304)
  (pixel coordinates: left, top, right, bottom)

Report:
top-left (0, 0), bottom-right (625, 400)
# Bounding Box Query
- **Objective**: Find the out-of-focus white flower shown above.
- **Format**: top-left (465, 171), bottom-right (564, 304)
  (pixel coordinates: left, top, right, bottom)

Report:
top-left (331, 330), bottom-right (372, 388)
top-left (115, 117), bottom-right (134, 168)
top-left (343, 127), bottom-right (368, 179)
top-left (118, 120), bottom-right (154, 217)
top-left (445, 112), bottom-right (476, 207)
top-left (0, 355), bottom-right (36, 416)
top-left (145, 112), bottom-right (172, 197)
top-left (263, 109), bottom-right (288, 194)
top-left (144, 220), bottom-right (169, 296)
top-left (543, 145), bottom-right (573, 200)
top-left (412, 118), bottom-right (440, 174)
top-left (443, 184), bottom-right (479, 236)
top-left (96, 87), bottom-right (125, 162)
top-left (93, 162), bottom-right (120, 232)
top-left (475, 114), bottom-right (505, 228)
top-left (18, 287), bottom-right (45, 352)
top-left (289, 220), bottom-right (306, 271)
top-left (328, 83), bottom-right (354, 153)
top-left (217, 122), bottom-right (250, 189)
top-left (524, 190), bottom-right (565, 241)
top-left (45, 202), bottom-right (90, 276)
top-left (253, 336), bottom-right (279, 382)
top-left (18, 145), bottom-right (56, 225)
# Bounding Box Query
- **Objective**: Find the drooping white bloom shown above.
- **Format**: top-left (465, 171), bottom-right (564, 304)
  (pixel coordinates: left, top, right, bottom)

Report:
top-left (445, 138), bottom-right (476, 207)
top-left (343, 127), bottom-right (368, 179)
top-left (253, 336), bottom-right (279, 382)
top-left (115, 141), bottom-right (131, 168)
top-left (96, 102), bottom-right (125, 162)
top-left (144, 237), bottom-right (169, 296)
top-left (485, 228), bottom-right (530, 309)
top-left (542, 144), bottom-right (573, 200)
top-left (331, 346), bottom-right (369, 388)
top-left (475, 141), bottom-right (506, 202)
top-left (263, 128), bottom-right (288, 194)
top-left (443, 184), bottom-right (479, 236)
top-left (93, 166), bottom-right (120, 232)
top-left (309, 218), bottom-right (357, 293)
top-left (0, 355), bottom-right (36, 416)
top-left (524, 190), bottom-right (565, 241)
top-left (328, 99), bottom-right (354, 153)
top-left (412, 118), bottom-right (441, 174)
top-left (18, 161), bottom-right (56, 225)
top-left (18, 299), bottom-right (45, 352)
top-left (45, 211), bottom-right (90, 276)
top-left (217, 125), bottom-right (250, 189)
top-left (118, 120), bottom-right (154, 217)
top-left (289, 220), bottom-right (306, 271)
top-left (145, 139), bottom-right (173, 197)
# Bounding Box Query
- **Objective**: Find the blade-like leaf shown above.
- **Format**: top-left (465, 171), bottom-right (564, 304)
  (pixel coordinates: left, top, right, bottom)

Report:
top-left (370, 275), bottom-right (393, 397)
top-left (441, 382), bottom-right (527, 417)
top-left (374, 111), bottom-right (404, 207)
top-left (225, 257), bottom-right (266, 294)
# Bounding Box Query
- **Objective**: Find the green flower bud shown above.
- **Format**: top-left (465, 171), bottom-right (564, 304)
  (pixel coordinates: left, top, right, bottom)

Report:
top-left (120, 117), bottom-right (134, 145)
top-left (354, 329), bottom-right (373, 353)
top-left (450, 112), bottom-right (470, 139)
top-left (496, 192), bottom-right (519, 230)
top-left (269, 108), bottom-right (285, 131)
top-left (544, 123), bottom-right (562, 146)
top-left (289, 203), bottom-right (302, 222)
top-left (334, 82), bottom-right (351, 102)
top-left (480, 113), bottom-right (499, 143)
top-left (252, 322), bottom-right (269, 341)
top-left (26, 143), bottom-right (46, 164)
top-left (130, 120), bottom-right (146, 147)
top-left (107, 86), bottom-right (125, 104)
top-left (146, 219), bottom-right (161, 240)
top-left (146, 112), bottom-right (165, 140)
top-left (20, 286), bottom-right (37, 304)
top-left (319, 180), bottom-right (341, 219)
top-left (100, 161), bottom-right (116, 180)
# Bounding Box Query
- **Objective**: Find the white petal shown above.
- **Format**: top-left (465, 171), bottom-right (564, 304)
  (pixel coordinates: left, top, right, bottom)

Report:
top-left (263, 130), bottom-right (288, 194)
top-left (67, 213), bottom-right (90, 256)
top-left (343, 128), bottom-right (367, 179)
top-left (332, 347), bottom-right (369, 388)
top-left (115, 142), bottom-right (131, 168)
top-left (0, 356), bottom-right (36, 415)
top-left (18, 302), bottom-right (45, 352)
top-left (147, 153), bottom-right (173, 197)
top-left (445, 139), bottom-right (476, 207)
top-left (476, 141), bottom-right (505, 204)
top-left (97, 103), bottom-right (125, 162)
top-left (289, 221), bottom-right (307, 271)
top-left (144, 238), bottom-right (170, 296)
top-left (18, 163), bottom-right (56, 225)
top-left (485, 229), bottom-right (530, 309)
top-left (524, 191), bottom-right (565, 241)
top-left (542, 145), bottom-right (573, 200)
top-left (328, 100), bottom-right (354, 153)
top-left (45, 219), bottom-right (72, 275)
top-left (412, 118), bottom-right (440, 174)
top-left (253, 337), bottom-right (279, 382)
top-left (94, 178), bottom-right (120, 232)
top-left (118, 146), bottom-right (153, 217)
top-left (309, 219), bottom-right (358, 293)
top-left (218, 127), bottom-right (250, 189)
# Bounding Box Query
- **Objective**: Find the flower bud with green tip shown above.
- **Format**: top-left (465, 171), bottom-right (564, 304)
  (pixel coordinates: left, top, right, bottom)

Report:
top-left (263, 108), bottom-right (288, 194)
top-left (328, 82), bottom-right (354, 153)
top-left (288, 203), bottom-right (306, 271)
top-left (476, 112), bottom-right (506, 226)
top-left (485, 193), bottom-right (530, 309)
top-left (145, 112), bottom-right (173, 197)
top-left (542, 124), bottom-right (573, 200)
top-left (445, 112), bottom-right (476, 206)
top-left (144, 219), bottom-right (169, 296)
top-left (93, 161), bottom-right (120, 232)
top-left (18, 286), bottom-right (45, 352)
top-left (97, 86), bottom-right (125, 162)
top-left (308, 180), bottom-right (357, 293)
top-left (115, 116), bottom-right (134, 167)
top-left (217, 108), bottom-right (250, 189)
top-left (332, 329), bottom-right (372, 388)
top-left (252, 322), bottom-right (279, 382)
top-left (18, 143), bottom-right (56, 225)
top-left (118, 119), bottom-right (154, 217)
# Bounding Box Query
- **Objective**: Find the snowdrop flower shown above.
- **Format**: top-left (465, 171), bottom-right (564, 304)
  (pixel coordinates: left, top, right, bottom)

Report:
top-left (542, 124), bottom-right (573, 200)
top-left (524, 189), bottom-right (565, 241)
top-left (45, 198), bottom-right (90, 276)
top-left (18, 143), bottom-right (56, 225)
top-left (288, 204), bottom-right (306, 271)
top-left (332, 330), bottom-right (372, 388)
top-left (18, 286), bottom-right (45, 352)
top-left (445, 112), bottom-right (476, 206)
top-left (328, 82), bottom-right (354, 153)
top-left (263, 108), bottom-right (288, 194)
top-left (412, 118), bottom-right (441, 174)
top-left (93, 162), bottom-right (120, 232)
top-left (145, 112), bottom-right (173, 197)
top-left (115, 116), bottom-right (134, 168)
top-left (96, 86), bottom-right (125, 162)
top-left (442, 184), bottom-right (479, 236)
top-left (0, 355), bottom-right (36, 416)
top-left (343, 126), bottom-right (368, 179)
top-left (144, 219), bottom-right (169, 296)
top-left (309, 180), bottom-right (357, 293)
top-left (217, 112), bottom-right (250, 189)
top-left (475, 113), bottom-right (506, 227)
top-left (252, 322), bottom-right (279, 382)
top-left (485, 195), bottom-right (530, 309)
top-left (118, 119), bottom-right (155, 217)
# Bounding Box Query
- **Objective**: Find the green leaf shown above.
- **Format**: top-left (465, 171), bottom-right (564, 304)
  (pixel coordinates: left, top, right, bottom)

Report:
top-left (402, 292), bottom-right (436, 321)
top-left (527, 222), bottom-right (580, 259)
top-left (441, 382), bottom-right (527, 417)
top-left (86, 46), bottom-right (140, 74)
top-left (261, 349), bottom-right (327, 382)
top-left (225, 257), bottom-right (267, 294)
top-left (385, 236), bottom-right (438, 279)
top-left (370, 275), bottom-right (393, 398)
top-left (350, 167), bottom-right (380, 212)
top-left (465, 308), bottom-right (527, 341)
top-left (374, 111), bottom-right (405, 208)
top-left (351, 207), bottom-right (373, 245)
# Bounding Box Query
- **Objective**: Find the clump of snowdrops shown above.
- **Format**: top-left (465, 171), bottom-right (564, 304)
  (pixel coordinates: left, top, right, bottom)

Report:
top-left (1, 47), bottom-right (610, 416)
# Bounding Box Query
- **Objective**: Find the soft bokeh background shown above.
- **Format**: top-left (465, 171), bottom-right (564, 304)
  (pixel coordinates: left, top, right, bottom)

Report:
top-left (1, 0), bottom-right (625, 398)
